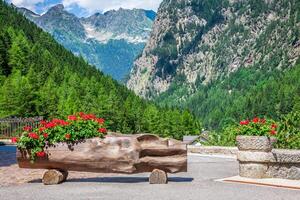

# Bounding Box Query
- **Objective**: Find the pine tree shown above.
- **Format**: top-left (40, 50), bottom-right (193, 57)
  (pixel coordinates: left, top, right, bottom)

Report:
top-left (8, 31), bottom-right (30, 75)
top-left (0, 27), bottom-right (14, 76)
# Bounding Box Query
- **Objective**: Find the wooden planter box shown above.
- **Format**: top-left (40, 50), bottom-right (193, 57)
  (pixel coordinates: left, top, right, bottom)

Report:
top-left (17, 134), bottom-right (187, 184)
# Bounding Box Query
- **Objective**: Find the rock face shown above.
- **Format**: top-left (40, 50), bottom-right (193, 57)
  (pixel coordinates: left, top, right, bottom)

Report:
top-left (17, 5), bottom-right (155, 81)
top-left (17, 134), bottom-right (187, 174)
top-left (127, 0), bottom-right (300, 98)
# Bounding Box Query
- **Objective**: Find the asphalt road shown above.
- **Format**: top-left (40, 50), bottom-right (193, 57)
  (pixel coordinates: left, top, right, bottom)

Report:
top-left (0, 150), bottom-right (299, 200)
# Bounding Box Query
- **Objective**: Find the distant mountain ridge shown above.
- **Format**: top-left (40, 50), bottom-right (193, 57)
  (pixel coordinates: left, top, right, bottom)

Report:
top-left (17, 4), bottom-right (155, 81)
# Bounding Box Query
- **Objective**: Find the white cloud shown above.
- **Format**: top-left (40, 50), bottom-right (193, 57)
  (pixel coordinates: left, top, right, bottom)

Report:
top-left (62, 0), bottom-right (162, 14)
top-left (9, 0), bottom-right (163, 16)
top-left (10, 0), bottom-right (44, 10)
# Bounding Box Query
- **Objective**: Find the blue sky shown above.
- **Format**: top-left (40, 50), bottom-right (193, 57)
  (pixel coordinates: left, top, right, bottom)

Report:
top-left (8, 0), bottom-right (162, 17)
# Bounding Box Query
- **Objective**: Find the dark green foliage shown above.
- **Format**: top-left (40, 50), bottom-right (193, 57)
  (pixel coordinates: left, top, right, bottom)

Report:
top-left (276, 111), bottom-right (300, 149)
top-left (206, 110), bottom-right (300, 149)
top-left (156, 64), bottom-right (300, 132)
top-left (0, 1), bottom-right (201, 140)
top-left (204, 126), bottom-right (238, 147)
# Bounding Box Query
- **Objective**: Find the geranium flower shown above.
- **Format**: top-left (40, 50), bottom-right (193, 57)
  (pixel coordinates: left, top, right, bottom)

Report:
top-left (252, 117), bottom-right (260, 123)
top-left (68, 115), bottom-right (77, 121)
top-left (271, 124), bottom-right (277, 129)
top-left (79, 112), bottom-right (85, 117)
top-left (11, 137), bottom-right (18, 143)
top-left (23, 126), bottom-right (32, 132)
top-left (98, 128), bottom-right (107, 134)
top-left (36, 151), bottom-right (46, 157)
top-left (81, 113), bottom-right (96, 120)
top-left (40, 120), bottom-right (47, 126)
top-left (240, 120), bottom-right (249, 125)
top-left (270, 130), bottom-right (277, 135)
top-left (58, 120), bottom-right (69, 126)
top-left (52, 119), bottom-right (69, 126)
top-left (43, 133), bottom-right (48, 138)
top-left (65, 133), bottom-right (71, 140)
top-left (28, 132), bottom-right (39, 140)
top-left (39, 127), bottom-right (46, 132)
top-left (96, 118), bottom-right (105, 124)
top-left (45, 122), bottom-right (56, 129)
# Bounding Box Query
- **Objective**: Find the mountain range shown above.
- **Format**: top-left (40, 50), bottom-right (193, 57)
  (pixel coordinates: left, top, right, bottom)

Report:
top-left (9, 0), bottom-right (300, 130)
top-left (0, 0), bottom-right (200, 138)
top-left (127, 0), bottom-right (300, 128)
top-left (17, 4), bottom-right (156, 81)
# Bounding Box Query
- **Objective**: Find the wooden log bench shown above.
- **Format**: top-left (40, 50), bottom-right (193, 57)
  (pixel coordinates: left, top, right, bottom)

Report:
top-left (17, 134), bottom-right (187, 185)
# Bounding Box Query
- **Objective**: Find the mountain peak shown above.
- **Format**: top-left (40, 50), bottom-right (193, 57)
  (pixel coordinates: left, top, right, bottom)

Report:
top-left (17, 7), bottom-right (40, 17)
top-left (48, 4), bottom-right (64, 13)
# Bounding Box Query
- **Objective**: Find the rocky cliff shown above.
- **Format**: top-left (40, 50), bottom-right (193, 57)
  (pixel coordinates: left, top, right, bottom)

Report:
top-left (127, 0), bottom-right (300, 97)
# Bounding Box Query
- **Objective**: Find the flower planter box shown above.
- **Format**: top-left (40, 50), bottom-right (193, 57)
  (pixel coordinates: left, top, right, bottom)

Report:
top-left (236, 135), bottom-right (272, 178)
top-left (17, 134), bottom-right (187, 184)
top-left (236, 135), bottom-right (300, 180)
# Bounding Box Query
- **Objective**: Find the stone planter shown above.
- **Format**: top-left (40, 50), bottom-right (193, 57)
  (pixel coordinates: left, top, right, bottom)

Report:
top-left (236, 135), bottom-right (300, 180)
top-left (236, 135), bottom-right (275, 179)
top-left (17, 134), bottom-right (187, 184)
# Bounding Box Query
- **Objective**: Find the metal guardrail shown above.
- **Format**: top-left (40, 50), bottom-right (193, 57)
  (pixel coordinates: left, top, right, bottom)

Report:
top-left (0, 117), bottom-right (43, 138)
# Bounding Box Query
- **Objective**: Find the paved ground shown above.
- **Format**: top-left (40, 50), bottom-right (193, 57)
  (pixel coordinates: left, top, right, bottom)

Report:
top-left (0, 146), bottom-right (299, 200)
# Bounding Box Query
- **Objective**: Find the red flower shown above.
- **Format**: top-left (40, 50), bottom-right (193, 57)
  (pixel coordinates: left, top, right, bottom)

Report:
top-left (96, 118), bottom-right (105, 124)
top-left (11, 137), bottom-right (18, 143)
top-left (260, 119), bottom-right (266, 124)
top-left (98, 128), bottom-right (107, 134)
top-left (43, 133), bottom-right (48, 138)
top-left (65, 133), bottom-right (71, 140)
top-left (40, 120), bottom-right (47, 126)
top-left (270, 130), bottom-right (277, 135)
top-left (271, 124), bottom-right (277, 129)
top-left (68, 115), bottom-right (77, 121)
top-left (28, 132), bottom-right (39, 140)
top-left (45, 122), bottom-right (56, 129)
top-left (240, 120), bottom-right (249, 125)
top-left (23, 126), bottom-right (32, 132)
top-left (39, 127), bottom-right (46, 132)
top-left (81, 113), bottom-right (96, 120)
top-left (252, 117), bottom-right (260, 123)
top-left (36, 151), bottom-right (46, 157)
top-left (52, 119), bottom-right (69, 126)
top-left (79, 112), bottom-right (84, 116)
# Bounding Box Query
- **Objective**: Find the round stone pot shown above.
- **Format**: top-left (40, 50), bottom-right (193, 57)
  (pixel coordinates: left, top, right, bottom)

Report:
top-left (236, 135), bottom-right (276, 152)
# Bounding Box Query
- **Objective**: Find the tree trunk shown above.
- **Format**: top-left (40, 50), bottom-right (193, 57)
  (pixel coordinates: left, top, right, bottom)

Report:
top-left (42, 169), bottom-right (68, 185)
top-left (17, 134), bottom-right (187, 174)
top-left (149, 169), bottom-right (168, 184)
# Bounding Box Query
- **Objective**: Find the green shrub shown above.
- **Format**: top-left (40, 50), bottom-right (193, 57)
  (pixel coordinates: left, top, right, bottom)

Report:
top-left (275, 111), bottom-right (300, 149)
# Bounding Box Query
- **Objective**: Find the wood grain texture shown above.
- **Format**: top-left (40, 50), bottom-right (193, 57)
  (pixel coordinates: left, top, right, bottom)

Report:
top-left (149, 169), bottom-right (168, 184)
top-left (17, 134), bottom-right (187, 174)
top-left (42, 170), bottom-right (68, 185)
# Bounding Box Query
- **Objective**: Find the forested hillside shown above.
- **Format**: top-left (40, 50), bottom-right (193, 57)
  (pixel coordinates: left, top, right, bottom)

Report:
top-left (156, 63), bottom-right (300, 129)
top-left (0, 1), bottom-right (200, 139)
top-left (128, 0), bottom-right (300, 130)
